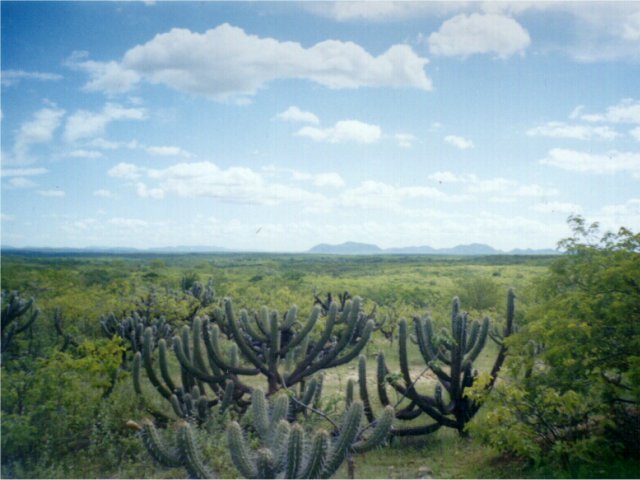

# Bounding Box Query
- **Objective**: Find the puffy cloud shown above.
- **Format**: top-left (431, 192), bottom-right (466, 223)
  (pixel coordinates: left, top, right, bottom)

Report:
top-left (135, 182), bottom-right (165, 199)
top-left (64, 103), bottom-right (146, 143)
top-left (67, 149), bottom-right (104, 158)
top-left (65, 51), bottom-right (140, 95)
top-left (428, 170), bottom-right (558, 198)
top-left (8, 177), bottom-right (37, 188)
top-left (108, 162), bottom-right (142, 179)
top-left (75, 24), bottom-right (431, 101)
top-left (145, 145), bottom-right (192, 157)
top-left (444, 135), bottom-right (474, 149)
top-left (297, 120), bottom-right (382, 144)
top-left (526, 121), bottom-right (620, 140)
top-left (120, 161), bottom-right (329, 207)
top-left (578, 98), bottom-right (640, 124)
top-left (339, 180), bottom-right (457, 210)
top-left (304, 2), bottom-right (459, 22)
top-left (37, 189), bottom-right (65, 197)
top-left (540, 148), bottom-right (640, 176)
top-left (312, 173), bottom-right (345, 188)
top-left (13, 106), bottom-right (65, 163)
top-left (429, 13), bottom-right (530, 58)
top-left (275, 106), bottom-right (319, 125)
top-left (1, 69), bottom-right (62, 87)
top-left (631, 126), bottom-right (640, 141)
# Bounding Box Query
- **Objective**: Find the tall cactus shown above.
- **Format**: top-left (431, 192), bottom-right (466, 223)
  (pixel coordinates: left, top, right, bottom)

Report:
top-left (1, 290), bottom-right (39, 360)
top-left (133, 295), bottom-right (374, 422)
top-left (358, 289), bottom-right (516, 436)
top-left (174, 297), bottom-right (373, 399)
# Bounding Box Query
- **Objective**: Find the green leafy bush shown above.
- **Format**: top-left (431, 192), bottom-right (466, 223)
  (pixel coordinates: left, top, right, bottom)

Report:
top-left (470, 217), bottom-right (640, 469)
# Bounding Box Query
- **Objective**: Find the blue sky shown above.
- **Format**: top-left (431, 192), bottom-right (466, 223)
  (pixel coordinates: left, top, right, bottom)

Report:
top-left (1, 1), bottom-right (639, 251)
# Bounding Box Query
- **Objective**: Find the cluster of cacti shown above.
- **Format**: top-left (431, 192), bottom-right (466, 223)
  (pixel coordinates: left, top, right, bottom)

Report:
top-left (227, 389), bottom-right (393, 479)
top-left (1, 290), bottom-right (39, 359)
top-left (101, 311), bottom-right (172, 356)
top-left (136, 388), bottom-right (393, 479)
top-left (185, 277), bottom-right (216, 308)
top-left (358, 289), bottom-right (516, 436)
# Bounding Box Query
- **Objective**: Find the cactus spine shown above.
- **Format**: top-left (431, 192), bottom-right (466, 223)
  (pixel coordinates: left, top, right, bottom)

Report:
top-left (359, 289), bottom-right (516, 436)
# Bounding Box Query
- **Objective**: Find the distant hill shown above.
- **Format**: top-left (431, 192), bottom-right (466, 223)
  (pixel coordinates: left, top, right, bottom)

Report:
top-left (307, 242), bottom-right (558, 256)
top-left (307, 241), bottom-right (382, 255)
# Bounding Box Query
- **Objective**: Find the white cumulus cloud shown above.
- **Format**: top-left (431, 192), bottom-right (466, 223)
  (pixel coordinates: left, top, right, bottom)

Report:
top-left (578, 98), bottom-right (640, 124)
top-left (13, 106), bottom-right (65, 164)
top-left (145, 145), bottom-right (192, 157)
top-left (73, 24), bottom-right (431, 101)
top-left (540, 148), bottom-right (640, 177)
top-left (64, 103), bottom-right (146, 143)
top-left (1, 69), bottom-right (63, 87)
top-left (526, 121), bottom-right (620, 140)
top-left (108, 162), bottom-right (142, 180)
top-left (297, 120), bottom-right (382, 144)
top-left (444, 135), bottom-right (474, 149)
top-left (275, 106), bottom-right (320, 125)
top-left (429, 13), bottom-right (531, 58)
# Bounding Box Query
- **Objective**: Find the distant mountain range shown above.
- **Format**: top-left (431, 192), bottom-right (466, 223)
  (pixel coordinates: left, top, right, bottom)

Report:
top-left (1, 245), bottom-right (230, 254)
top-left (307, 241), bottom-right (558, 256)
top-left (1, 242), bottom-right (559, 256)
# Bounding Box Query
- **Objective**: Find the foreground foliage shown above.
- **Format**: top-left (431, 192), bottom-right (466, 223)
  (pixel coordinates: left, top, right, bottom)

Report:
top-left (470, 217), bottom-right (640, 471)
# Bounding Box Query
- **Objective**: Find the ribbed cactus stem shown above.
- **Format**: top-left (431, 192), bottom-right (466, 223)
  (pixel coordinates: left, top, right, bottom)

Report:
top-left (320, 401), bottom-right (363, 478)
top-left (219, 380), bottom-right (235, 413)
top-left (285, 423), bottom-right (304, 479)
top-left (256, 448), bottom-right (276, 479)
top-left (271, 420), bottom-right (291, 471)
top-left (464, 317), bottom-right (489, 367)
top-left (227, 421), bottom-right (258, 479)
top-left (252, 389), bottom-right (270, 439)
top-left (357, 355), bottom-right (374, 422)
top-left (140, 420), bottom-right (182, 467)
top-left (177, 422), bottom-right (214, 479)
top-left (351, 405), bottom-right (394, 453)
top-left (158, 339), bottom-right (176, 394)
top-left (375, 352), bottom-right (391, 407)
top-left (269, 395), bottom-right (290, 436)
top-left (346, 378), bottom-right (355, 408)
top-left (133, 352), bottom-right (143, 395)
top-left (299, 429), bottom-right (329, 479)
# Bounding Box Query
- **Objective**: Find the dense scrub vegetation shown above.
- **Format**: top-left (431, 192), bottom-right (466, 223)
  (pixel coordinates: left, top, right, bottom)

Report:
top-left (1, 218), bottom-right (638, 478)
